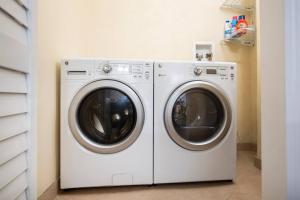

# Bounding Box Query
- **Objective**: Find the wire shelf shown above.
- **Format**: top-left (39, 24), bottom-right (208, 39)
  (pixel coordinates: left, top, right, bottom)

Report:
top-left (221, 0), bottom-right (255, 13)
top-left (223, 26), bottom-right (256, 47)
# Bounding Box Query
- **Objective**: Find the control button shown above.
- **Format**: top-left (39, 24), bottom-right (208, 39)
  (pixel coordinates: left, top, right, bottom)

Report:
top-left (102, 64), bottom-right (112, 73)
top-left (194, 66), bottom-right (203, 76)
top-left (132, 66), bottom-right (143, 76)
top-left (145, 71), bottom-right (150, 79)
top-left (132, 65), bottom-right (143, 71)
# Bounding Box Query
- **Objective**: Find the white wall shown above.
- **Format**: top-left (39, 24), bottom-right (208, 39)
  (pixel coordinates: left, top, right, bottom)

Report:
top-left (260, 0), bottom-right (287, 199)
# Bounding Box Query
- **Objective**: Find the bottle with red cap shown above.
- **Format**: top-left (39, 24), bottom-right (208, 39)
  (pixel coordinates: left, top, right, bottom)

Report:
top-left (237, 15), bottom-right (248, 29)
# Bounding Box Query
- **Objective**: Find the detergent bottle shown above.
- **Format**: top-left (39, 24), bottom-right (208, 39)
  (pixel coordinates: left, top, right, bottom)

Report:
top-left (231, 16), bottom-right (238, 32)
top-left (237, 15), bottom-right (248, 29)
top-left (224, 20), bottom-right (232, 39)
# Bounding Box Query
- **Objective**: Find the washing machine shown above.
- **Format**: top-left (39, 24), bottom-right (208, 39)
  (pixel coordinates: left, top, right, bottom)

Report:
top-left (60, 59), bottom-right (153, 189)
top-left (154, 61), bottom-right (237, 184)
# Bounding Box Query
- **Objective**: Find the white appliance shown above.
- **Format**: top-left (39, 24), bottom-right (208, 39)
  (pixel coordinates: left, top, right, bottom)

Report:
top-left (60, 59), bottom-right (153, 189)
top-left (154, 61), bottom-right (237, 184)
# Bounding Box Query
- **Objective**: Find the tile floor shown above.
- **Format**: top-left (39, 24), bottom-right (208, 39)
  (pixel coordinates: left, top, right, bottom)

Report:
top-left (56, 151), bottom-right (261, 200)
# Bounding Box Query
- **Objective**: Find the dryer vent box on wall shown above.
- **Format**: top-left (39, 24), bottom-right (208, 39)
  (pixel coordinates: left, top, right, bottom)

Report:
top-left (193, 42), bottom-right (214, 61)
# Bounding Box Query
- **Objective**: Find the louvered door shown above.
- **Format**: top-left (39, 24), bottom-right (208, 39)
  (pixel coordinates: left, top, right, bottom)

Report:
top-left (0, 0), bottom-right (35, 199)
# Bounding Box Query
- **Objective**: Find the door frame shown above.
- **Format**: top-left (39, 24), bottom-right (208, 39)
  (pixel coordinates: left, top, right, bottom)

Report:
top-left (261, 0), bottom-right (300, 198)
top-left (285, 0), bottom-right (300, 199)
top-left (27, 0), bottom-right (37, 199)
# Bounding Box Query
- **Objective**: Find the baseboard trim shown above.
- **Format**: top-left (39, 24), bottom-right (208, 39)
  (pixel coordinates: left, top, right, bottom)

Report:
top-left (254, 156), bottom-right (261, 169)
top-left (38, 179), bottom-right (59, 200)
top-left (237, 143), bottom-right (257, 152)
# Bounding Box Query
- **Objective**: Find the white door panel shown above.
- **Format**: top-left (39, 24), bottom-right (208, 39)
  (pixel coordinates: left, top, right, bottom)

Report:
top-left (0, 153), bottom-right (28, 189)
top-left (0, 1), bottom-right (35, 199)
top-left (0, 114), bottom-right (28, 141)
top-left (0, 68), bottom-right (27, 93)
top-left (0, 0), bottom-right (28, 27)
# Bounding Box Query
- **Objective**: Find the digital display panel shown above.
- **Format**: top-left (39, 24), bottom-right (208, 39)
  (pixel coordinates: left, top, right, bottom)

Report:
top-left (206, 68), bottom-right (217, 74)
top-left (116, 64), bottom-right (130, 72)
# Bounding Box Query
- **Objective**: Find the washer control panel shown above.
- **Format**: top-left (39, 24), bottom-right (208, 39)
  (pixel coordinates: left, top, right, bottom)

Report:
top-left (95, 62), bottom-right (152, 80)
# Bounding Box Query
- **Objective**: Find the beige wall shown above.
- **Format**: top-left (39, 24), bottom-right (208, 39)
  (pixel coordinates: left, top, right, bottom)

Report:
top-left (37, 0), bottom-right (258, 196)
top-left (86, 0), bottom-right (258, 144)
top-left (37, 0), bottom-right (90, 196)
top-left (260, 0), bottom-right (287, 199)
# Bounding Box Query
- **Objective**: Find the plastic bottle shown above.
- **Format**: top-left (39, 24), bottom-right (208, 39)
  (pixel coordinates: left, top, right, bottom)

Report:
top-left (224, 20), bottom-right (231, 39)
top-left (237, 15), bottom-right (248, 29)
top-left (231, 16), bottom-right (238, 32)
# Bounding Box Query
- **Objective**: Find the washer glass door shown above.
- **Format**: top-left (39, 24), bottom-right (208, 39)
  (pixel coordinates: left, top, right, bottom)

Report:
top-left (69, 80), bottom-right (144, 154)
top-left (77, 88), bottom-right (136, 145)
top-left (165, 81), bottom-right (232, 151)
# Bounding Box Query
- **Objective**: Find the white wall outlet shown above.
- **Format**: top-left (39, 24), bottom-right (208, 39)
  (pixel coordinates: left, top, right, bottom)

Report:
top-left (193, 42), bottom-right (215, 61)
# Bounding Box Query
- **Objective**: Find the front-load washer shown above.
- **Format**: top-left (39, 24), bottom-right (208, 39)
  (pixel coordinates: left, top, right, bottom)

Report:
top-left (60, 59), bottom-right (153, 189)
top-left (154, 61), bottom-right (237, 184)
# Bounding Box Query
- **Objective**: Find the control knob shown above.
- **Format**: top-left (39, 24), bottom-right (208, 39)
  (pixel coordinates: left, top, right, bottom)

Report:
top-left (102, 64), bottom-right (112, 73)
top-left (194, 66), bottom-right (203, 76)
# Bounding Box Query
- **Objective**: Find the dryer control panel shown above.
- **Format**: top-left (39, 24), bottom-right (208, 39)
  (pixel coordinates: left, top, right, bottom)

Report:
top-left (192, 65), bottom-right (235, 81)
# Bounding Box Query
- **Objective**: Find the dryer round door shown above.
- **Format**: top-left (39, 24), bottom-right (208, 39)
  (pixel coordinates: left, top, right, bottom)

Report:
top-left (69, 80), bottom-right (144, 154)
top-left (164, 81), bottom-right (232, 151)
